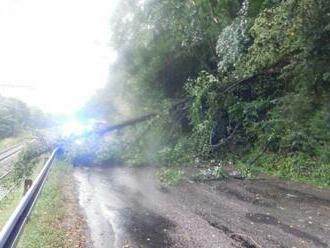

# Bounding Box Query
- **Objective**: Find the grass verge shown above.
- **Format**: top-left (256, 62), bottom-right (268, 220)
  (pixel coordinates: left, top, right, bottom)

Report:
top-left (0, 156), bottom-right (47, 229)
top-left (14, 160), bottom-right (86, 248)
top-left (237, 151), bottom-right (330, 188)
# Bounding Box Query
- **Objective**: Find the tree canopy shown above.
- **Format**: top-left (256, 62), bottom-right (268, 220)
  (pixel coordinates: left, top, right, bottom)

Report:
top-left (0, 95), bottom-right (52, 139)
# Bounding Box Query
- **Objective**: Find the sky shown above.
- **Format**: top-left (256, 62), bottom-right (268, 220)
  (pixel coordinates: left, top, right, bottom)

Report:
top-left (0, 0), bottom-right (118, 115)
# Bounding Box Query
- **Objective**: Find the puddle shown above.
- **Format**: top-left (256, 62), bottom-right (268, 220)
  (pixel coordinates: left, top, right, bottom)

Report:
top-left (74, 166), bottom-right (175, 248)
top-left (115, 206), bottom-right (174, 247)
top-left (246, 213), bottom-right (278, 225)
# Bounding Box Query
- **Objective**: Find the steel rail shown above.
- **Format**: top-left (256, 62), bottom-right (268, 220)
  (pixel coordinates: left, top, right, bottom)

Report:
top-left (0, 182), bottom-right (20, 202)
top-left (0, 144), bottom-right (23, 162)
top-left (0, 139), bottom-right (35, 160)
top-left (0, 168), bottom-right (13, 180)
top-left (0, 144), bottom-right (21, 156)
top-left (0, 148), bottom-right (59, 248)
top-left (0, 149), bottom-right (21, 162)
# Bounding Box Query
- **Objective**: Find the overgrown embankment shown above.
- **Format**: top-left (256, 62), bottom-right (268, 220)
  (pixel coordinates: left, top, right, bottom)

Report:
top-left (80, 0), bottom-right (330, 187)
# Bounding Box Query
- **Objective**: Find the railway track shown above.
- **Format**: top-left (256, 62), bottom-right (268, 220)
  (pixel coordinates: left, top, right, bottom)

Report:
top-left (0, 143), bottom-right (25, 183)
top-left (0, 144), bottom-right (23, 162)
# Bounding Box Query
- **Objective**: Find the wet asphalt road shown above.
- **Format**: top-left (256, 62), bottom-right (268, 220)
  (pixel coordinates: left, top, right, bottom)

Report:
top-left (74, 166), bottom-right (330, 248)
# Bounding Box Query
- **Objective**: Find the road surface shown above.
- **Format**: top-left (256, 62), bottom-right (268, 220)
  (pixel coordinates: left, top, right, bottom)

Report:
top-left (74, 166), bottom-right (330, 248)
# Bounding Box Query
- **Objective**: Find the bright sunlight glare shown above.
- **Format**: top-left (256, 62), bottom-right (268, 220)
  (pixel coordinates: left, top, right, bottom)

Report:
top-left (61, 119), bottom-right (89, 137)
top-left (0, 0), bottom-right (119, 115)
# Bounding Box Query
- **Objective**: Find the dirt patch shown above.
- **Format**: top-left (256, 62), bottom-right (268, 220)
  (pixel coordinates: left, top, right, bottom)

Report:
top-left (201, 216), bottom-right (260, 248)
top-left (245, 182), bottom-right (330, 207)
top-left (246, 213), bottom-right (328, 247)
top-left (218, 186), bottom-right (275, 208)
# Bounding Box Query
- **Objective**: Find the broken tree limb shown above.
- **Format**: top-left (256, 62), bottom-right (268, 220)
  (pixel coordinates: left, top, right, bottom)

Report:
top-left (91, 98), bottom-right (190, 136)
top-left (96, 112), bottom-right (159, 135)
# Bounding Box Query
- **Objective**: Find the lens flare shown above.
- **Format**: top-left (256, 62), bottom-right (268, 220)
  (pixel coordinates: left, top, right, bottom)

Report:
top-left (61, 119), bottom-right (87, 137)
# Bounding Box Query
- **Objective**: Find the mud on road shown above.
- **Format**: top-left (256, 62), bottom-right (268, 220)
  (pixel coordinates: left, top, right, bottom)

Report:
top-left (74, 166), bottom-right (330, 248)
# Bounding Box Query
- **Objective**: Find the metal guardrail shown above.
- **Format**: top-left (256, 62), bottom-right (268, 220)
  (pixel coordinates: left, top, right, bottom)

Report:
top-left (0, 148), bottom-right (59, 248)
top-left (0, 115), bottom-right (163, 247)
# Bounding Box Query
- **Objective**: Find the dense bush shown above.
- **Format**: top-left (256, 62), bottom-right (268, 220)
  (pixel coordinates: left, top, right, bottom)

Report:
top-left (186, 0), bottom-right (330, 185)
top-left (13, 140), bottom-right (50, 181)
top-left (82, 0), bottom-right (330, 186)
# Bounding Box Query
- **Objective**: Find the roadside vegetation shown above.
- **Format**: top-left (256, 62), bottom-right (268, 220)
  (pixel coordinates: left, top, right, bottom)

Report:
top-left (0, 136), bottom-right (85, 247)
top-left (12, 140), bottom-right (51, 182)
top-left (158, 167), bottom-right (184, 186)
top-left (0, 154), bottom-right (47, 229)
top-left (0, 95), bottom-right (52, 143)
top-left (17, 160), bottom-right (86, 248)
top-left (77, 0), bottom-right (330, 187)
top-left (0, 156), bottom-right (85, 247)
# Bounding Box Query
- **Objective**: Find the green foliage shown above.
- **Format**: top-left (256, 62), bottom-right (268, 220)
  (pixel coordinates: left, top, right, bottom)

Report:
top-left (185, 71), bottom-right (221, 157)
top-left (186, 0), bottom-right (330, 186)
top-left (200, 164), bottom-right (228, 179)
top-left (0, 96), bottom-right (29, 139)
top-left (157, 137), bottom-right (193, 166)
top-left (216, 0), bottom-right (250, 74)
top-left (81, 0), bottom-right (330, 186)
top-left (17, 161), bottom-right (82, 248)
top-left (17, 164), bottom-right (65, 248)
top-left (0, 95), bottom-right (52, 140)
top-left (259, 153), bottom-right (330, 187)
top-left (236, 162), bottom-right (254, 179)
top-left (158, 167), bottom-right (184, 186)
top-left (13, 142), bottom-right (48, 181)
top-left (83, 0), bottom-right (243, 121)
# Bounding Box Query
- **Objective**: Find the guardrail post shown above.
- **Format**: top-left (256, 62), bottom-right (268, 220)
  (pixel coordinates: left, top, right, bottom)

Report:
top-left (23, 179), bottom-right (33, 196)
